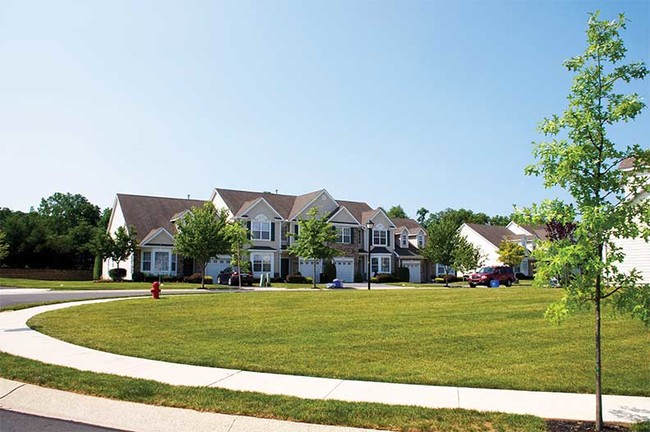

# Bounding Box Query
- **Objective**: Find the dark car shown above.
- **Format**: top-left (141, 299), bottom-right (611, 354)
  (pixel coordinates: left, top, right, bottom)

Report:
top-left (217, 267), bottom-right (254, 286)
top-left (468, 266), bottom-right (516, 287)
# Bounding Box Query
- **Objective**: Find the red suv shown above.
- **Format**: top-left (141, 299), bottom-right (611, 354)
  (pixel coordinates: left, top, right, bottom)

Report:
top-left (468, 266), bottom-right (516, 287)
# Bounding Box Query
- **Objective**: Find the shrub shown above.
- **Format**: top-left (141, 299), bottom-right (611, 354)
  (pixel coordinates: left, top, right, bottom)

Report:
top-left (183, 273), bottom-right (213, 284)
top-left (108, 268), bottom-right (127, 282)
top-left (286, 274), bottom-right (307, 284)
top-left (132, 271), bottom-right (145, 282)
top-left (435, 275), bottom-right (461, 283)
top-left (396, 267), bottom-right (410, 282)
top-left (322, 262), bottom-right (337, 283)
top-left (371, 273), bottom-right (398, 283)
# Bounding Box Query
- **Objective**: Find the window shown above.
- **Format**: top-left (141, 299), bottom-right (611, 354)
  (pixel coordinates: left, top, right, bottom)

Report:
top-left (142, 251), bottom-right (151, 272)
top-left (171, 254), bottom-right (177, 273)
top-left (281, 223), bottom-right (289, 242)
top-left (417, 234), bottom-right (424, 248)
top-left (400, 232), bottom-right (408, 248)
top-left (336, 226), bottom-right (351, 243)
top-left (373, 229), bottom-right (387, 246)
top-left (252, 254), bottom-right (272, 273)
top-left (371, 256), bottom-right (391, 273)
top-left (252, 221), bottom-right (271, 240)
top-left (154, 251), bottom-right (170, 273)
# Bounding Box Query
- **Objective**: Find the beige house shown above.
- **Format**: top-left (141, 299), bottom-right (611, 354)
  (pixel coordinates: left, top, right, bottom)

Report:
top-left (103, 188), bottom-right (429, 283)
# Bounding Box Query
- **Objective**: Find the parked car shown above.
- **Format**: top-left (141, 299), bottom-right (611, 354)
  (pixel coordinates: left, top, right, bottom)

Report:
top-left (217, 267), bottom-right (254, 286)
top-left (468, 266), bottom-right (516, 287)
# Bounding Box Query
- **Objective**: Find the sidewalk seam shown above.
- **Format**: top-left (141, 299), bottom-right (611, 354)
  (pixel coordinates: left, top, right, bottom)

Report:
top-left (456, 387), bottom-right (460, 408)
top-left (226, 417), bottom-right (237, 432)
top-left (208, 370), bottom-right (242, 386)
top-left (322, 380), bottom-right (345, 400)
top-left (0, 382), bottom-right (26, 400)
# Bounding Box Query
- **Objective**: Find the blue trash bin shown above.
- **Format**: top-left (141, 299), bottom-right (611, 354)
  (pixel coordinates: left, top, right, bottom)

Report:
top-left (490, 279), bottom-right (500, 288)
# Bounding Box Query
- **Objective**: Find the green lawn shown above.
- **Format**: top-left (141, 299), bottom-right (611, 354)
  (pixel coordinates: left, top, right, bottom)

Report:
top-left (28, 288), bottom-right (649, 396)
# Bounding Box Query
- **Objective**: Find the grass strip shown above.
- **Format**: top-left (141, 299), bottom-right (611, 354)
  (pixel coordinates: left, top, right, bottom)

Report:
top-left (0, 351), bottom-right (546, 432)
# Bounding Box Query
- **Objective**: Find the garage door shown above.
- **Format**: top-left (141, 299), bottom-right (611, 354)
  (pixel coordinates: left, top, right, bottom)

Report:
top-left (404, 261), bottom-right (421, 283)
top-left (299, 259), bottom-right (322, 283)
top-left (334, 258), bottom-right (354, 282)
top-left (205, 256), bottom-right (231, 280)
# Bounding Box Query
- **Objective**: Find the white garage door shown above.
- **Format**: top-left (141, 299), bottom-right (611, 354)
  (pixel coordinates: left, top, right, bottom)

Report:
top-left (334, 258), bottom-right (354, 282)
top-left (404, 261), bottom-right (421, 283)
top-left (299, 259), bottom-right (323, 282)
top-left (205, 256), bottom-right (231, 280)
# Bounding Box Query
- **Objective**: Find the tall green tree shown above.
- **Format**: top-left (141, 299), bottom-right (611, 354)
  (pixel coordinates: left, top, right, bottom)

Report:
top-left (521, 12), bottom-right (649, 431)
top-left (287, 207), bottom-right (339, 289)
top-left (452, 236), bottom-right (484, 277)
top-left (416, 207), bottom-right (429, 225)
top-left (225, 220), bottom-right (252, 289)
top-left (497, 239), bottom-right (526, 269)
top-left (386, 205), bottom-right (408, 219)
top-left (421, 218), bottom-right (459, 287)
top-left (0, 230), bottom-right (8, 263)
top-left (173, 203), bottom-right (230, 289)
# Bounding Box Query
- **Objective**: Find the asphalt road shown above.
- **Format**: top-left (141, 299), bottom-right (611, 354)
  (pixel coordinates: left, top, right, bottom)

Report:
top-left (0, 409), bottom-right (127, 432)
top-left (0, 288), bottom-right (216, 308)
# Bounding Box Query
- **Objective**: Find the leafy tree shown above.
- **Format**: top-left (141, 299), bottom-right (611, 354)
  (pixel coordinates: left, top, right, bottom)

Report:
top-left (421, 218), bottom-right (459, 287)
top-left (521, 12), bottom-right (649, 431)
top-left (225, 220), bottom-right (252, 289)
top-left (173, 203), bottom-right (230, 289)
top-left (416, 207), bottom-right (429, 225)
top-left (287, 207), bottom-right (339, 289)
top-left (488, 214), bottom-right (511, 227)
top-left (386, 205), bottom-right (408, 219)
top-left (108, 226), bottom-right (137, 280)
top-left (38, 192), bottom-right (100, 234)
top-left (452, 236), bottom-right (484, 276)
top-left (497, 239), bottom-right (526, 268)
top-left (0, 210), bottom-right (49, 268)
top-left (0, 230), bottom-right (8, 263)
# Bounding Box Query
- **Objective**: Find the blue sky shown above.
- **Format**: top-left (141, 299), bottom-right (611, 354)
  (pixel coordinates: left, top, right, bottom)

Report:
top-left (1, 1), bottom-right (648, 218)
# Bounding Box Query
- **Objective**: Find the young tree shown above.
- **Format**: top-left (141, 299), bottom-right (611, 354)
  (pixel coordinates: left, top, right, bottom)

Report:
top-left (497, 239), bottom-right (526, 269)
top-left (287, 207), bottom-right (339, 289)
top-left (225, 220), bottom-right (252, 289)
top-left (386, 205), bottom-right (408, 219)
top-left (416, 207), bottom-right (429, 226)
top-left (452, 236), bottom-right (484, 277)
top-left (109, 226), bottom-right (137, 280)
top-left (521, 12), bottom-right (649, 431)
top-left (421, 218), bottom-right (459, 287)
top-left (174, 203), bottom-right (230, 289)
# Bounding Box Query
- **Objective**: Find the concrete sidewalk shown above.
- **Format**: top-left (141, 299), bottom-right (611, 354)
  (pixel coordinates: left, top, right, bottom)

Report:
top-left (0, 298), bottom-right (648, 425)
top-left (0, 378), bottom-right (380, 432)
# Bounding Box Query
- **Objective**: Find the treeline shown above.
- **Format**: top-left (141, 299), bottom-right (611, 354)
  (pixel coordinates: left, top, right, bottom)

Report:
top-left (386, 205), bottom-right (512, 229)
top-left (0, 193), bottom-right (110, 270)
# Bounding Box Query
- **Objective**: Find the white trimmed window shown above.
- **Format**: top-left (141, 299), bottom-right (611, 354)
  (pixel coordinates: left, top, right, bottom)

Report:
top-left (154, 251), bottom-right (170, 273)
top-left (252, 221), bottom-right (271, 240)
top-left (400, 232), bottom-right (408, 248)
top-left (142, 251), bottom-right (152, 272)
top-left (336, 226), bottom-right (351, 244)
top-left (371, 256), bottom-right (391, 273)
top-left (417, 234), bottom-right (424, 248)
top-left (373, 225), bottom-right (387, 246)
top-left (251, 253), bottom-right (272, 274)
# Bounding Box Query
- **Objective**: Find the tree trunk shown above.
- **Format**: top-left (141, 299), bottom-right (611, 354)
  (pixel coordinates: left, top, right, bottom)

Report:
top-left (201, 262), bottom-right (206, 290)
top-left (312, 260), bottom-right (317, 289)
top-left (237, 242), bottom-right (242, 291)
top-left (595, 274), bottom-right (603, 431)
top-left (444, 265), bottom-right (449, 287)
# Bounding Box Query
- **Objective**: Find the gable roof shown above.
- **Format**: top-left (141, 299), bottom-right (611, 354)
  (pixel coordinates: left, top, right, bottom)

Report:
top-left (519, 224), bottom-right (549, 241)
top-left (391, 217), bottom-right (425, 235)
top-left (216, 188), bottom-right (296, 219)
top-left (116, 194), bottom-right (206, 243)
top-left (464, 223), bottom-right (515, 248)
top-left (289, 190), bottom-right (328, 220)
top-left (620, 157), bottom-right (635, 170)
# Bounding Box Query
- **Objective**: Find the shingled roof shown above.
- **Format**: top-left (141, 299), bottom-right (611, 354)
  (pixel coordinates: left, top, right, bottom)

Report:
top-left (620, 157), bottom-right (635, 170)
top-left (116, 194), bottom-right (206, 243)
top-left (464, 223), bottom-right (515, 248)
top-left (391, 217), bottom-right (425, 235)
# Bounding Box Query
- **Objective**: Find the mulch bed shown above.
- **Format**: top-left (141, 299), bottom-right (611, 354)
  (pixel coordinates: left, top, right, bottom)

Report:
top-left (546, 420), bottom-right (630, 431)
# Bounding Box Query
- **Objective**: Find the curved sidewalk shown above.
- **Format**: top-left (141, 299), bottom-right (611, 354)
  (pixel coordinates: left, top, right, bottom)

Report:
top-left (0, 298), bottom-right (648, 424)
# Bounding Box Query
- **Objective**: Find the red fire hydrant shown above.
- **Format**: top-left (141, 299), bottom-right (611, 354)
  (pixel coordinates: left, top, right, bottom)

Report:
top-left (151, 281), bottom-right (161, 299)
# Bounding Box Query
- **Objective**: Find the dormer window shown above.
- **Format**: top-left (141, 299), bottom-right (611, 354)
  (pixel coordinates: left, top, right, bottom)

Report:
top-left (417, 234), bottom-right (424, 248)
top-left (400, 232), bottom-right (408, 248)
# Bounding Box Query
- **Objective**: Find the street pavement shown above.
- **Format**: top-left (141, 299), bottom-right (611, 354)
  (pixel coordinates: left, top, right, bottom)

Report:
top-left (0, 287), bottom-right (217, 308)
top-left (0, 296), bottom-right (648, 430)
top-left (0, 408), bottom-right (127, 432)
